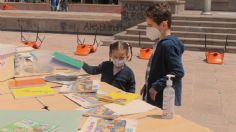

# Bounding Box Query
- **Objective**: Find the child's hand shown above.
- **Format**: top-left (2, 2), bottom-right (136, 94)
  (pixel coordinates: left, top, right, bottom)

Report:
top-left (149, 87), bottom-right (157, 101)
top-left (76, 59), bottom-right (83, 63)
top-left (140, 85), bottom-right (145, 95)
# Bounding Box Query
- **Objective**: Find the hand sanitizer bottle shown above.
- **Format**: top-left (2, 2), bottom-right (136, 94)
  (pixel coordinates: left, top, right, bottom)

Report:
top-left (162, 74), bottom-right (175, 119)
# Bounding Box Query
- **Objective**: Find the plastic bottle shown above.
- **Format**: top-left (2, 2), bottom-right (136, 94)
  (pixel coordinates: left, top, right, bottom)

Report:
top-left (162, 74), bottom-right (175, 119)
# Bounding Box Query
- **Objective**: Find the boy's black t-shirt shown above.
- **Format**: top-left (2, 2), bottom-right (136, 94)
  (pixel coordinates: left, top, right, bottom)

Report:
top-left (82, 61), bottom-right (135, 93)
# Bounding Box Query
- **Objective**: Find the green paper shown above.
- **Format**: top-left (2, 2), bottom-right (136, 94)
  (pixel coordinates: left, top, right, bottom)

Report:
top-left (0, 110), bottom-right (82, 132)
top-left (0, 119), bottom-right (58, 132)
top-left (52, 52), bottom-right (84, 69)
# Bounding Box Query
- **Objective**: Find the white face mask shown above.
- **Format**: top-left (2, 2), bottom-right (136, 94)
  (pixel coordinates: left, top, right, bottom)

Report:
top-left (146, 27), bottom-right (161, 41)
top-left (112, 59), bottom-right (125, 68)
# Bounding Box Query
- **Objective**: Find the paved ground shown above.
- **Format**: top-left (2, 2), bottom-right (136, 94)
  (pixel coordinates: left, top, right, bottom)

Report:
top-left (0, 31), bottom-right (236, 132)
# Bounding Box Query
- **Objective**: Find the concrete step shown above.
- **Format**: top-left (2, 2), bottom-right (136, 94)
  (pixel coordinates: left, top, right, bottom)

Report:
top-left (126, 28), bottom-right (236, 40)
top-left (137, 23), bottom-right (147, 29)
top-left (114, 31), bottom-right (236, 46)
top-left (172, 15), bottom-right (236, 22)
top-left (102, 39), bottom-right (155, 48)
top-left (172, 26), bottom-right (236, 34)
top-left (102, 39), bottom-right (236, 53)
top-left (172, 20), bottom-right (236, 28)
top-left (180, 37), bottom-right (236, 46)
top-left (173, 31), bottom-right (236, 40)
top-left (114, 31), bottom-right (153, 42)
top-left (0, 10), bottom-right (122, 35)
top-left (182, 44), bottom-right (236, 53)
top-left (110, 13), bottom-right (236, 53)
top-left (0, 10), bottom-right (121, 21)
top-left (137, 24), bottom-right (236, 34)
top-left (126, 26), bottom-right (146, 35)
top-left (138, 20), bottom-right (236, 29)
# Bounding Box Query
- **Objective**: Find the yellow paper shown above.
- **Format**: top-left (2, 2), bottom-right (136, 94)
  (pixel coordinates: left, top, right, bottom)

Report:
top-left (12, 85), bottom-right (55, 99)
top-left (99, 92), bottom-right (139, 105)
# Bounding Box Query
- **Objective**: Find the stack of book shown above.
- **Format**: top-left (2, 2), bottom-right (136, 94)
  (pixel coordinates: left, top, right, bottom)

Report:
top-left (9, 78), bottom-right (55, 99)
top-left (64, 93), bottom-right (105, 108)
top-left (98, 92), bottom-right (140, 105)
top-left (80, 117), bottom-right (137, 132)
top-left (83, 105), bottom-right (118, 120)
top-left (51, 52), bottom-right (83, 71)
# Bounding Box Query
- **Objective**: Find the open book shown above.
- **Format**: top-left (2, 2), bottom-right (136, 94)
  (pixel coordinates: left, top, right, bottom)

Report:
top-left (51, 52), bottom-right (83, 71)
top-left (80, 117), bottom-right (137, 132)
top-left (64, 93), bottom-right (105, 108)
top-left (11, 85), bottom-right (55, 99)
top-left (9, 78), bottom-right (46, 89)
top-left (83, 105), bottom-right (119, 120)
top-left (0, 119), bottom-right (58, 132)
top-left (99, 92), bottom-right (139, 105)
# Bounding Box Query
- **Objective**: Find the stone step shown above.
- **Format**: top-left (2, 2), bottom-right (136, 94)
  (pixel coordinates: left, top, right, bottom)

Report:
top-left (102, 39), bottom-right (236, 53)
top-left (102, 39), bottom-right (155, 48)
top-left (138, 20), bottom-right (236, 29)
top-left (172, 15), bottom-right (236, 22)
top-left (182, 44), bottom-right (236, 53)
top-left (114, 31), bottom-right (153, 42)
top-left (172, 26), bottom-right (236, 34)
top-left (137, 23), bottom-right (148, 29)
top-left (137, 24), bottom-right (236, 34)
top-left (126, 26), bottom-right (146, 35)
top-left (180, 37), bottom-right (236, 46)
top-left (0, 10), bottom-right (122, 35)
top-left (126, 27), bottom-right (236, 40)
top-left (114, 31), bottom-right (236, 46)
top-left (172, 20), bottom-right (236, 28)
top-left (173, 31), bottom-right (236, 40)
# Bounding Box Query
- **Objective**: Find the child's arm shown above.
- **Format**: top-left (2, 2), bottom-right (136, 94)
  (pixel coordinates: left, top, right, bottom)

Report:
top-left (127, 71), bottom-right (136, 93)
top-left (82, 62), bottom-right (103, 75)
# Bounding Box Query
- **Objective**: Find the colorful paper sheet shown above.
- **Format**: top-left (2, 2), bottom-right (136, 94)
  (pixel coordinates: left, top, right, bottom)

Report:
top-left (12, 85), bottom-right (55, 99)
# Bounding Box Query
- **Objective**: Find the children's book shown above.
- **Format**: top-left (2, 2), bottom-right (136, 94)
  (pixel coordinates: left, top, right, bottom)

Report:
top-left (98, 92), bottom-right (139, 105)
top-left (124, 119), bottom-right (138, 132)
top-left (14, 52), bottom-right (54, 78)
top-left (64, 93), bottom-right (105, 108)
top-left (83, 105), bottom-right (119, 120)
top-left (59, 83), bottom-right (98, 94)
top-left (104, 99), bottom-right (156, 116)
top-left (44, 74), bottom-right (79, 85)
top-left (51, 58), bottom-right (81, 71)
top-left (52, 52), bottom-right (83, 70)
top-left (0, 110), bottom-right (83, 132)
top-left (0, 119), bottom-right (58, 132)
top-left (59, 85), bottom-right (75, 93)
top-left (80, 117), bottom-right (127, 132)
top-left (76, 79), bottom-right (100, 93)
top-left (80, 117), bottom-right (137, 132)
top-left (58, 78), bottom-right (98, 94)
top-left (12, 85), bottom-right (55, 99)
top-left (8, 78), bottom-right (46, 89)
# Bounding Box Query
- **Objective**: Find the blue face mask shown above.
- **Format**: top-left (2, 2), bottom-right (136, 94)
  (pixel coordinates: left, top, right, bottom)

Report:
top-left (112, 59), bottom-right (125, 68)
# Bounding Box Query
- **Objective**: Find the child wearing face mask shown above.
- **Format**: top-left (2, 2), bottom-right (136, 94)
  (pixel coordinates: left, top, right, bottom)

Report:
top-left (82, 41), bottom-right (135, 93)
top-left (141, 3), bottom-right (185, 109)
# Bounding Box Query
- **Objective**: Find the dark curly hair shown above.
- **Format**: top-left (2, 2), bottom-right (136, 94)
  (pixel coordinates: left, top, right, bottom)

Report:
top-left (144, 3), bottom-right (172, 28)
